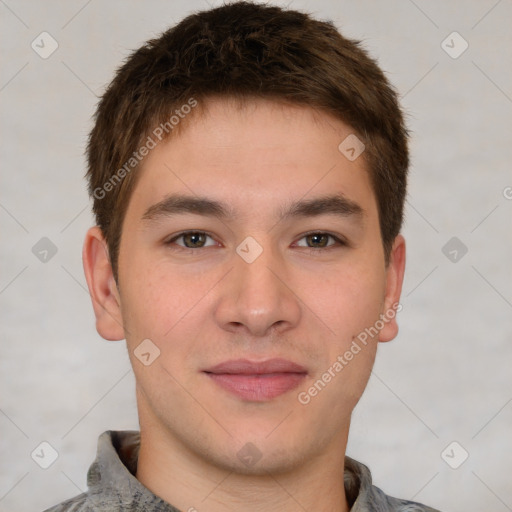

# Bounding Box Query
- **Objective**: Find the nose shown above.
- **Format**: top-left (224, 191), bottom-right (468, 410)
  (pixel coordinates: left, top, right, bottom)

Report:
top-left (213, 238), bottom-right (301, 338)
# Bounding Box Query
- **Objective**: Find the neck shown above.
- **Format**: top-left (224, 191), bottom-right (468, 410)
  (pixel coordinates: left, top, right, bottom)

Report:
top-left (135, 416), bottom-right (350, 512)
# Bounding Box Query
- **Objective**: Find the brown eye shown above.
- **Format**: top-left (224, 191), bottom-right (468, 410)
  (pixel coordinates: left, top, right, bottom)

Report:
top-left (296, 232), bottom-right (344, 250)
top-left (306, 233), bottom-right (330, 248)
top-left (182, 232), bottom-right (207, 248)
top-left (166, 231), bottom-right (216, 249)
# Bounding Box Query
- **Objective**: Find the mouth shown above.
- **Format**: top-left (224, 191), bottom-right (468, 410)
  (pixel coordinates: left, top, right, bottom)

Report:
top-left (203, 358), bottom-right (308, 402)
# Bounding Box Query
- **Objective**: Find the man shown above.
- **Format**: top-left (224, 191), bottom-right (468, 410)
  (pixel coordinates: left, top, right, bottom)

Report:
top-left (46, 2), bottom-right (441, 510)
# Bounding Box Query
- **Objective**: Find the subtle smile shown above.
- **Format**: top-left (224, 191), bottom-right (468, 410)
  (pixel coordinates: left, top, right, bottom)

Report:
top-left (203, 358), bottom-right (308, 402)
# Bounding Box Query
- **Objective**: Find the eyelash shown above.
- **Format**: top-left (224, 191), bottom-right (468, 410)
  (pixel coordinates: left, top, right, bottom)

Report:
top-left (164, 230), bottom-right (347, 254)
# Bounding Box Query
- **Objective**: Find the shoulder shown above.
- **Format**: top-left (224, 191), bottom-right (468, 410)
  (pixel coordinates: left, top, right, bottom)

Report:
top-left (345, 457), bottom-right (442, 512)
top-left (42, 492), bottom-right (93, 512)
top-left (368, 483), bottom-right (442, 512)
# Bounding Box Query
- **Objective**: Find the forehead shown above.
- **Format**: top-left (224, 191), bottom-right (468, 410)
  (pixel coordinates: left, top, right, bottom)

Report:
top-left (127, 97), bottom-right (378, 223)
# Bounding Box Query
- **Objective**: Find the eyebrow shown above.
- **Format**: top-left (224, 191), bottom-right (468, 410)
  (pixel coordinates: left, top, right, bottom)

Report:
top-left (142, 193), bottom-right (365, 224)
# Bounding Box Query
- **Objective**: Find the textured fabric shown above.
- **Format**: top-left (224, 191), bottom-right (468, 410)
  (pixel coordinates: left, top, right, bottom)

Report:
top-left (44, 430), bottom-right (441, 512)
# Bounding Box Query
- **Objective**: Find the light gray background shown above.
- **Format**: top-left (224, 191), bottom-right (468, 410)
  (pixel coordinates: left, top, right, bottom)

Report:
top-left (1, 1), bottom-right (511, 511)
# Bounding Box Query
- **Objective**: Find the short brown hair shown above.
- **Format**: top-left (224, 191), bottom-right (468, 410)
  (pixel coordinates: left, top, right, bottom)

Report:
top-left (87, 1), bottom-right (408, 280)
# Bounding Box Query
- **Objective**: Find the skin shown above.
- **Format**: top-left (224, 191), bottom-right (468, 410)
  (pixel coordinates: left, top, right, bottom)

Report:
top-left (83, 97), bottom-right (406, 512)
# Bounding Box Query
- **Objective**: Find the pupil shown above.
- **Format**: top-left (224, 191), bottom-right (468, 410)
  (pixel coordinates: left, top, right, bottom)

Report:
top-left (310, 234), bottom-right (327, 247)
top-left (186, 233), bottom-right (204, 247)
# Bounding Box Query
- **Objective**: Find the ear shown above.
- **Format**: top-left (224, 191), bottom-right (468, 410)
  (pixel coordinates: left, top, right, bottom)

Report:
top-left (82, 226), bottom-right (125, 341)
top-left (378, 234), bottom-right (406, 343)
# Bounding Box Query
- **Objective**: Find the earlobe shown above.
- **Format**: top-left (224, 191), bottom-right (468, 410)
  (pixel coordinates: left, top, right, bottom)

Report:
top-left (378, 234), bottom-right (406, 343)
top-left (82, 226), bottom-right (125, 341)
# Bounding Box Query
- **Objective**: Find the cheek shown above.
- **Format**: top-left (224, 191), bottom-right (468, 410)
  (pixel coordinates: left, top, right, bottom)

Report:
top-left (119, 262), bottom-right (182, 342)
top-left (120, 269), bottom-right (200, 396)
top-left (119, 258), bottom-right (222, 360)
top-left (307, 262), bottom-right (386, 340)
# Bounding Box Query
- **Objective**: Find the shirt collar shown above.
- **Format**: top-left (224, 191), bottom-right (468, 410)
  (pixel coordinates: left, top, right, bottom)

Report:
top-left (86, 430), bottom-right (179, 510)
top-left (85, 430), bottom-right (424, 512)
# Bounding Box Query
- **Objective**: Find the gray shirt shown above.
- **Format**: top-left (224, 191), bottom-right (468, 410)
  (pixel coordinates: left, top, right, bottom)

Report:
top-left (44, 430), bottom-right (441, 512)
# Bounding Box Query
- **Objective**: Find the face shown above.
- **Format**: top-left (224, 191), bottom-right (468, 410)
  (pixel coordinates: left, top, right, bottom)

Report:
top-left (85, 97), bottom-right (405, 475)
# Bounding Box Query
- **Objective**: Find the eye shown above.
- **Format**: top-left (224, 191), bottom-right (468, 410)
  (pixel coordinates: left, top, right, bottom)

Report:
top-left (164, 230), bottom-right (347, 252)
top-left (295, 232), bottom-right (346, 250)
top-left (165, 231), bottom-right (217, 249)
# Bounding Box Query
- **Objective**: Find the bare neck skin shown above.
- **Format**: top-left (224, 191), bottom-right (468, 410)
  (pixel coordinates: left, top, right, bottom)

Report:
top-left (135, 389), bottom-right (350, 512)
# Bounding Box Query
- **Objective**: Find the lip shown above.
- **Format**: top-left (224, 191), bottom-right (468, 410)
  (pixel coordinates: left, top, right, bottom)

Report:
top-left (203, 358), bottom-right (308, 402)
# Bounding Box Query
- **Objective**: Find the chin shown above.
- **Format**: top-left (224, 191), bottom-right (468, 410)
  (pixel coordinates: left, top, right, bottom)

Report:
top-left (222, 424), bottom-right (317, 475)
top-left (210, 444), bottom-right (308, 477)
